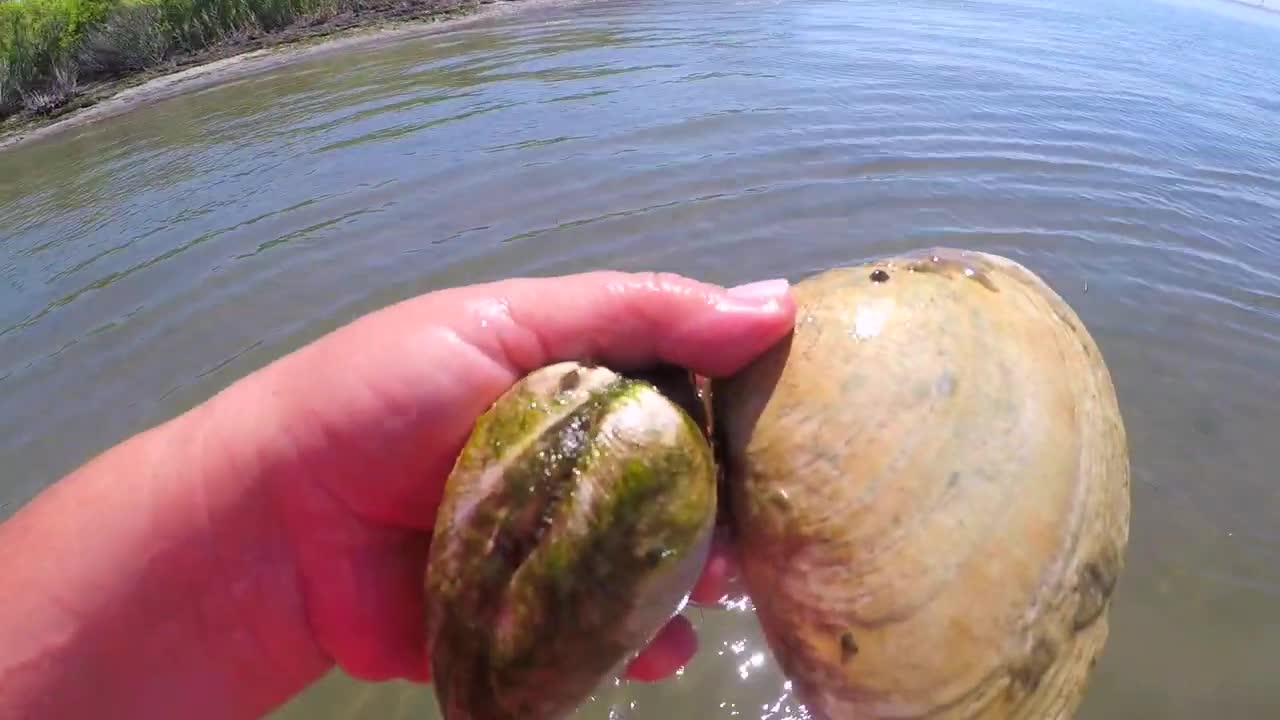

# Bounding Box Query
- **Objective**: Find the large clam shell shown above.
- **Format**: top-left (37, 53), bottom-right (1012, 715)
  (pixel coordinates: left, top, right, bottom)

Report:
top-left (713, 248), bottom-right (1131, 719)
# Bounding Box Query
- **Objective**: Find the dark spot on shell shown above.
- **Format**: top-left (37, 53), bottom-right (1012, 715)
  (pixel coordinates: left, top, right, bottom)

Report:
top-left (643, 547), bottom-right (670, 567)
top-left (947, 471), bottom-right (961, 488)
top-left (870, 269), bottom-right (890, 283)
top-left (840, 632), bottom-right (859, 663)
top-left (559, 369), bottom-right (581, 393)
top-left (1073, 545), bottom-right (1122, 631)
top-left (1011, 635), bottom-right (1058, 692)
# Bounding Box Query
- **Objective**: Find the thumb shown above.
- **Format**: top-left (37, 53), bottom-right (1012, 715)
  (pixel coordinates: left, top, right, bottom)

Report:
top-left (395, 270), bottom-right (797, 379)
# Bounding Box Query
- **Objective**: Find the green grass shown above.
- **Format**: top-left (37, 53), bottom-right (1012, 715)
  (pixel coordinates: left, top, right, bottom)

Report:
top-left (0, 0), bottom-right (446, 117)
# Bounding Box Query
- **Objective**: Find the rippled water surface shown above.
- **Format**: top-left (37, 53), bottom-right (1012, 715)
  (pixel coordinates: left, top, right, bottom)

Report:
top-left (3, 0), bottom-right (1280, 716)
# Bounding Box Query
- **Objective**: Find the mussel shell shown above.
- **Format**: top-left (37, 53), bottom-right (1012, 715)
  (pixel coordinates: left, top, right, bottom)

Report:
top-left (426, 361), bottom-right (718, 720)
top-left (713, 248), bottom-right (1130, 719)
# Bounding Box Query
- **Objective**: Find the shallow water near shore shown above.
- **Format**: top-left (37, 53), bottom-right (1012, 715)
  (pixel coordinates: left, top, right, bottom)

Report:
top-left (3, 0), bottom-right (1280, 716)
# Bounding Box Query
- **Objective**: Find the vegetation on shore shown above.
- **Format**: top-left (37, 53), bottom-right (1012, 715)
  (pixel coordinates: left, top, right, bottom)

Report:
top-left (0, 0), bottom-right (490, 123)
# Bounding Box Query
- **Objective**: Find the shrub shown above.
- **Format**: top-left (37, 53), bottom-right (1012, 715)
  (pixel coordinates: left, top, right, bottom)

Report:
top-left (1, 0), bottom-right (78, 111)
top-left (76, 1), bottom-right (170, 73)
top-left (0, 0), bottom-right (447, 119)
top-left (20, 54), bottom-right (76, 112)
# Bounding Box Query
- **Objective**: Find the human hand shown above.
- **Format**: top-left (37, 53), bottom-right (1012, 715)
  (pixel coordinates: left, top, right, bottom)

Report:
top-left (197, 270), bottom-right (795, 686)
top-left (0, 270), bottom-right (794, 720)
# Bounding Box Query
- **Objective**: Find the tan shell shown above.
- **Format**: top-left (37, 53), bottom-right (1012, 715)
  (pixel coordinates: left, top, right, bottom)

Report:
top-left (712, 248), bottom-right (1130, 719)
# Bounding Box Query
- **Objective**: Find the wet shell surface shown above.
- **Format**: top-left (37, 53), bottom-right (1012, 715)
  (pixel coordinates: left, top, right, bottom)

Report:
top-left (713, 248), bottom-right (1131, 719)
top-left (424, 361), bottom-right (718, 720)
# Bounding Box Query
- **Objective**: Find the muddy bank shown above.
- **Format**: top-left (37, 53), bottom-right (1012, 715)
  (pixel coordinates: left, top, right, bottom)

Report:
top-left (0, 0), bottom-right (554, 151)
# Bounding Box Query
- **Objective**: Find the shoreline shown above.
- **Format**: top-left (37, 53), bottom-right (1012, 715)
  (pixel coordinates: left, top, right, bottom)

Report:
top-left (0, 0), bottom-right (551, 152)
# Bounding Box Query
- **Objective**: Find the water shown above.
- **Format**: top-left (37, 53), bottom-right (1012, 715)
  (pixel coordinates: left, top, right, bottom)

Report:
top-left (3, 0), bottom-right (1279, 715)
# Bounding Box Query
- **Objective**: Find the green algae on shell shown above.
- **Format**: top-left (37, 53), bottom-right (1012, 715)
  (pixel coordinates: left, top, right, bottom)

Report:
top-left (713, 248), bottom-right (1131, 719)
top-left (425, 361), bottom-right (718, 720)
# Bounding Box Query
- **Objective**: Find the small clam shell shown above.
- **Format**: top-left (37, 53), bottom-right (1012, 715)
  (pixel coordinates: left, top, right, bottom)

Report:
top-left (425, 361), bottom-right (718, 720)
top-left (713, 248), bottom-right (1131, 719)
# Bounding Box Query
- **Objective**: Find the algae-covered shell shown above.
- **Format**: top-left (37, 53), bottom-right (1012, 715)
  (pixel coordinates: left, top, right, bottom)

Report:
top-left (713, 248), bottom-right (1130, 719)
top-left (425, 361), bottom-right (718, 720)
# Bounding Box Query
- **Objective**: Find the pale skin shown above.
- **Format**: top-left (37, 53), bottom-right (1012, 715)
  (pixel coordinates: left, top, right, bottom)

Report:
top-left (0, 271), bottom-right (796, 720)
